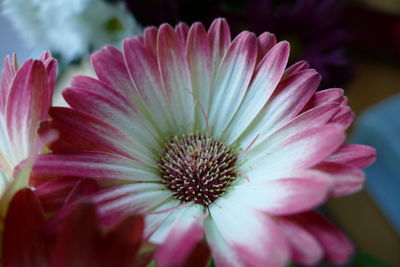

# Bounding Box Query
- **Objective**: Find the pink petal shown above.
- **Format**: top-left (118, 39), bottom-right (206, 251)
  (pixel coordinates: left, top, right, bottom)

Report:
top-left (208, 31), bottom-right (258, 136)
top-left (245, 125), bottom-right (346, 177)
top-left (43, 107), bottom-right (154, 162)
top-left (33, 152), bottom-right (159, 182)
top-left (257, 32), bottom-right (277, 61)
top-left (2, 188), bottom-right (47, 267)
top-left (232, 170), bottom-right (331, 215)
top-left (123, 37), bottom-right (174, 131)
top-left (306, 88), bottom-right (345, 109)
top-left (207, 199), bottom-right (289, 267)
top-left (0, 55), bottom-right (17, 113)
top-left (315, 162), bottom-right (365, 197)
top-left (155, 206), bottom-right (205, 267)
top-left (325, 144), bottom-right (376, 168)
top-left (175, 22), bottom-right (189, 44)
top-left (157, 23), bottom-right (195, 131)
top-left (6, 59), bottom-right (51, 157)
top-left (289, 211), bottom-right (354, 264)
top-left (91, 45), bottom-right (135, 98)
top-left (186, 22), bottom-right (212, 128)
top-left (144, 26), bottom-right (159, 57)
top-left (277, 217), bottom-right (323, 265)
top-left (207, 18), bottom-right (231, 77)
top-left (239, 69), bottom-right (321, 148)
top-left (281, 60), bottom-right (310, 81)
top-left (225, 41), bottom-right (289, 142)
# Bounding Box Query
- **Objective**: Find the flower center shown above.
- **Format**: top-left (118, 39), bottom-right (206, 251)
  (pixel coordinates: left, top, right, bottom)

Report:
top-left (159, 134), bottom-right (238, 206)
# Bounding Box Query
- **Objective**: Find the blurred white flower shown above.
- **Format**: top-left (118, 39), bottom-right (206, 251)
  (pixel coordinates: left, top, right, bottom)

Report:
top-left (2, 0), bottom-right (142, 61)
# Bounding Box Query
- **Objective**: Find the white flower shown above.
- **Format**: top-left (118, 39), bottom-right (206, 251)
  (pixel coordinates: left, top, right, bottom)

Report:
top-left (2, 0), bottom-right (142, 60)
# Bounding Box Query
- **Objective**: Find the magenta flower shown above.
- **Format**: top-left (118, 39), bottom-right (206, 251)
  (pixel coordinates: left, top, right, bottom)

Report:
top-left (0, 52), bottom-right (56, 218)
top-left (34, 19), bottom-right (375, 266)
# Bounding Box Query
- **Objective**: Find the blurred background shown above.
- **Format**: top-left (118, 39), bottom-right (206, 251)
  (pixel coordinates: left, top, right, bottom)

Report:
top-left (0, 0), bottom-right (399, 266)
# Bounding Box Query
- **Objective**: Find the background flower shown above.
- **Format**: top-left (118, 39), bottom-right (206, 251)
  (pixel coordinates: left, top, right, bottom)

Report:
top-left (2, 0), bottom-right (142, 61)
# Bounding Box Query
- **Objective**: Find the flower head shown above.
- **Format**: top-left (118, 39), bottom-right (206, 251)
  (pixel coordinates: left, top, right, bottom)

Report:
top-left (34, 19), bottom-right (375, 266)
top-left (0, 52), bottom-right (56, 218)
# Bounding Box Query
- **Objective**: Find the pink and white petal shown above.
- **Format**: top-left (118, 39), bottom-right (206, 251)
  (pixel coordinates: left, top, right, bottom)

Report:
top-left (243, 125), bottom-right (345, 178)
top-left (63, 88), bottom-right (162, 152)
top-left (91, 183), bottom-right (172, 227)
top-left (229, 170), bottom-right (331, 215)
top-left (175, 22), bottom-right (189, 44)
top-left (186, 22), bottom-right (212, 130)
top-left (315, 162), bottom-right (365, 197)
top-left (277, 217), bottom-right (323, 265)
top-left (239, 70), bottom-right (320, 149)
top-left (155, 205), bottom-right (205, 267)
top-left (46, 107), bottom-right (155, 163)
top-left (304, 88), bottom-right (345, 110)
top-left (257, 32), bottom-right (277, 61)
top-left (243, 102), bottom-right (340, 157)
top-left (208, 32), bottom-right (258, 137)
top-left (33, 152), bottom-right (159, 182)
top-left (207, 198), bottom-right (289, 267)
top-left (144, 26), bottom-right (159, 57)
top-left (91, 45), bottom-right (136, 99)
top-left (123, 37), bottom-right (175, 132)
top-left (281, 61), bottom-right (310, 81)
top-left (157, 24), bottom-right (195, 133)
top-left (329, 105), bottom-right (355, 128)
top-left (224, 41), bottom-right (289, 143)
top-left (149, 204), bottom-right (203, 244)
top-left (0, 54), bottom-right (18, 113)
top-left (6, 59), bottom-right (50, 160)
top-left (289, 211), bottom-right (354, 264)
top-left (207, 18), bottom-right (231, 80)
top-left (325, 144), bottom-right (376, 168)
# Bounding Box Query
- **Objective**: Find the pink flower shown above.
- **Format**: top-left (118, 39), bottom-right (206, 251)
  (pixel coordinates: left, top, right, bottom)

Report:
top-left (0, 52), bottom-right (56, 219)
top-left (34, 19), bottom-right (375, 266)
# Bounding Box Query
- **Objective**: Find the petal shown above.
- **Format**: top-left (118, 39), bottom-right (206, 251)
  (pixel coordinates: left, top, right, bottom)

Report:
top-left (123, 37), bottom-right (175, 132)
top-left (44, 107), bottom-right (156, 164)
top-left (2, 188), bottom-right (47, 267)
top-left (6, 59), bottom-right (51, 161)
top-left (325, 144), bottom-right (376, 168)
top-left (243, 125), bottom-right (346, 178)
top-left (206, 198), bottom-right (289, 267)
top-left (277, 217), bottom-right (323, 265)
top-left (186, 22), bottom-right (212, 130)
top-left (155, 205), bottom-right (205, 267)
top-left (230, 170), bottom-right (331, 215)
top-left (0, 55), bottom-right (17, 113)
top-left (157, 24), bottom-right (195, 133)
top-left (175, 22), bottom-right (189, 44)
top-left (144, 26), bottom-right (158, 57)
top-left (207, 18), bottom-right (231, 80)
top-left (91, 45), bottom-right (135, 99)
top-left (239, 69), bottom-right (321, 149)
top-left (257, 32), bottom-right (277, 61)
top-left (281, 61), bottom-right (310, 80)
top-left (208, 32), bottom-right (258, 137)
top-left (33, 152), bottom-right (160, 182)
top-left (289, 211), bottom-right (354, 264)
top-left (315, 162), bottom-right (365, 197)
top-left (224, 41), bottom-right (289, 143)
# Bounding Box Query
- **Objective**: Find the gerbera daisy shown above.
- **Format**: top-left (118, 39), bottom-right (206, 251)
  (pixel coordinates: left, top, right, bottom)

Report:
top-left (34, 19), bottom-right (375, 266)
top-left (0, 52), bottom-right (56, 220)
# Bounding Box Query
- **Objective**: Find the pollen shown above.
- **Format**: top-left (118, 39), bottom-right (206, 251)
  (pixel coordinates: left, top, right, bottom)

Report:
top-left (159, 134), bottom-right (239, 206)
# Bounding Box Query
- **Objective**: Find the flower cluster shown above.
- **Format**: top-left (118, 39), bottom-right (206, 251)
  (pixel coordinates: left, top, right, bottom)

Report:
top-left (0, 19), bottom-right (375, 267)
